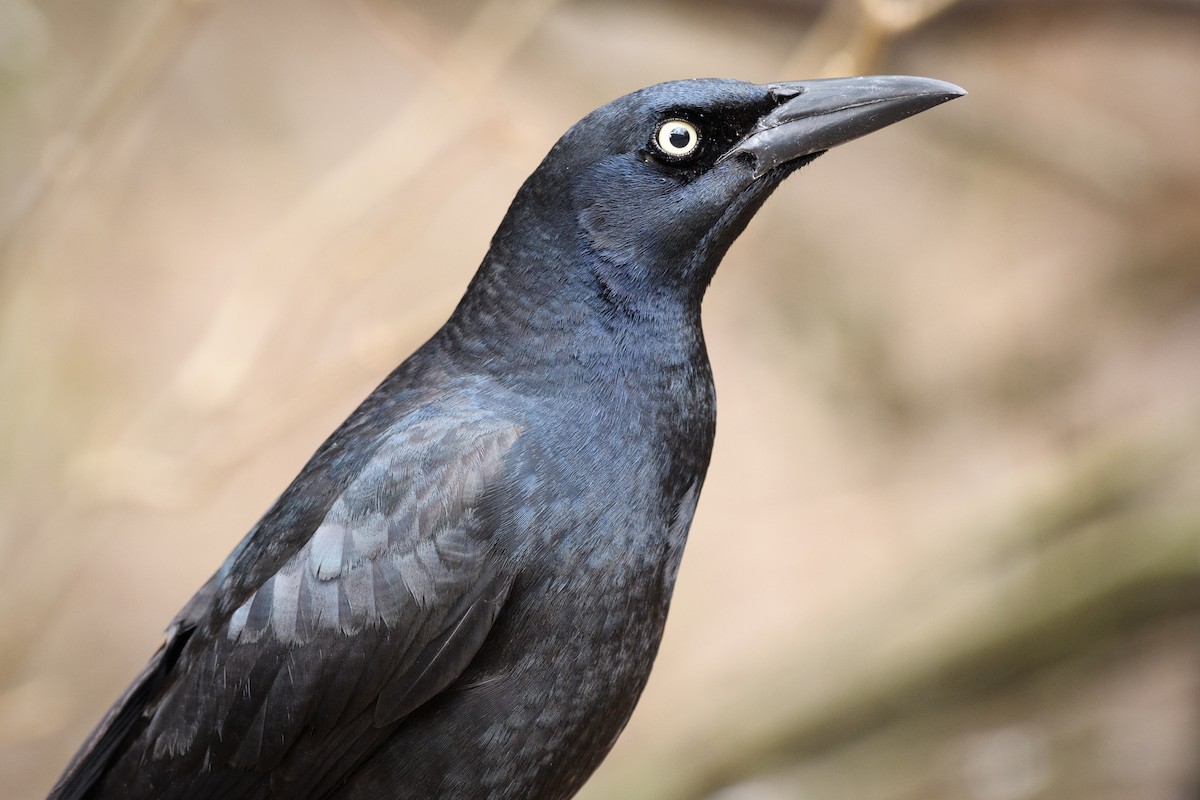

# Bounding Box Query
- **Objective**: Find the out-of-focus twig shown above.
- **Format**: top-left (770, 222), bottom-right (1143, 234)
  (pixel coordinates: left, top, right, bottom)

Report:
top-left (69, 0), bottom-right (563, 512)
top-left (784, 0), bottom-right (965, 76)
top-left (0, 0), bottom-right (222, 695)
top-left (0, 0), bottom-right (563, 708)
top-left (0, 0), bottom-right (221, 256)
top-left (583, 432), bottom-right (1200, 800)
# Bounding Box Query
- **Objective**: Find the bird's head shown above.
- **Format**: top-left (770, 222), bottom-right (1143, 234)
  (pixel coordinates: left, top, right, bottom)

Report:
top-left (478, 76), bottom-right (964, 324)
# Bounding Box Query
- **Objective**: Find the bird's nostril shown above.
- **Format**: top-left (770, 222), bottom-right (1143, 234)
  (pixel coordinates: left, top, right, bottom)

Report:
top-left (768, 84), bottom-right (804, 102)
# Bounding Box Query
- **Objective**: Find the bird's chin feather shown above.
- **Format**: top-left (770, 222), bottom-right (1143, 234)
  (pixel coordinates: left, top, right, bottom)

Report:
top-left (683, 150), bottom-right (823, 301)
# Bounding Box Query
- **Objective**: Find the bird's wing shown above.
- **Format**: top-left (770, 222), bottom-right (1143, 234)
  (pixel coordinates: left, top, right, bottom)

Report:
top-left (47, 578), bottom-right (219, 800)
top-left (51, 411), bottom-right (522, 799)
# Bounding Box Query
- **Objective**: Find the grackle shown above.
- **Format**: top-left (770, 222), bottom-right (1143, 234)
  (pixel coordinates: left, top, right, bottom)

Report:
top-left (50, 75), bottom-right (963, 799)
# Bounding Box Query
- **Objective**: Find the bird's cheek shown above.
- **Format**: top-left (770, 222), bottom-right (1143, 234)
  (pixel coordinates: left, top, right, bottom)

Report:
top-left (578, 209), bottom-right (692, 273)
top-left (577, 201), bottom-right (640, 264)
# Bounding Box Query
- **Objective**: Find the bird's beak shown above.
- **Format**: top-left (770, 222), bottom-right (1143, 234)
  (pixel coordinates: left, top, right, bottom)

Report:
top-left (724, 75), bottom-right (966, 177)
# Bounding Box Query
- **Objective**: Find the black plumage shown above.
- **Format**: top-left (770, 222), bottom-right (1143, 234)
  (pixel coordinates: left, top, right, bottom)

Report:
top-left (50, 75), bottom-right (963, 800)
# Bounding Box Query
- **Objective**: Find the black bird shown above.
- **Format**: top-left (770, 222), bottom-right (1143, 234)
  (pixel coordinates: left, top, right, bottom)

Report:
top-left (50, 75), bottom-right (963, 800)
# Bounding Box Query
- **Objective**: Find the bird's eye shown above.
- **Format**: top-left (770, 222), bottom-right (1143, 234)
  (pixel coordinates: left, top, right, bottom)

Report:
top-left (654, 119), bottom-right (700, 158)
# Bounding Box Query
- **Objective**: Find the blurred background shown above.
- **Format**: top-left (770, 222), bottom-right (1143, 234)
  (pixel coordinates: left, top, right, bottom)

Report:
top-left (3, 0), bottom-right (1200, 797)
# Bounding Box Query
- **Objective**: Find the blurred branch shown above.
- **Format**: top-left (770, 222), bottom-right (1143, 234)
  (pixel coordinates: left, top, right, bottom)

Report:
top-left (585, 432), bottom-right (1200, 800)
top-left (167, 0), bottom-right (557, 407)
top-left (784, 0), bottom-right (964, 76)
top-left (0, 0), bottom-right (221, 564)
top-left (0, 0), bottom-right (221, 256)
top-left (70, 0), bottom-right (562, 511)
top-left (0, 1), bottom-right (222, 694)
top-left (934, 81), bottom-right (1161, 213)
top-left (0, 0), bottom-right (564, 703)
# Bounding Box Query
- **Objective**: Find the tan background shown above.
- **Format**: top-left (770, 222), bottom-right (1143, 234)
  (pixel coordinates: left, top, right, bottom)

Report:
top-left (3, 1), bottom-right (1200, 798)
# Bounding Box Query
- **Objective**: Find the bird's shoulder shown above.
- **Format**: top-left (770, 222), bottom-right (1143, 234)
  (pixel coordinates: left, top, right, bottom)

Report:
top-left (53, 382), bottom-right (528, 798)
top-left (208, 387), bottom-right (525, 627)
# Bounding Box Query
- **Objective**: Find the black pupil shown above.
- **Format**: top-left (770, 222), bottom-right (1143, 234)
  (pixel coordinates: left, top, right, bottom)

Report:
top-left (668, 126), bottom-right (691, 149)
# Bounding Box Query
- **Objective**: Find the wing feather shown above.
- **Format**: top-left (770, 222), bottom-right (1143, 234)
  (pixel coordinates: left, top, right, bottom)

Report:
top-left (51, 408), bottom-right (523, 799)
